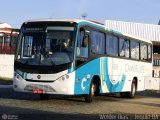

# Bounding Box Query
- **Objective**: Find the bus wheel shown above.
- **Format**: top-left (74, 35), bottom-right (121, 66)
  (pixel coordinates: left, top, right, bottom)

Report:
top-left (126, 81), bottom-right (136, 98)
top-left (120, 81), bottom-right (136, 98)
top-left (120, 92), bottom-right (126, 98)
top-left (84, 82), bottom-right (96, 103)
top-left (39, 94), bottom-right (50, 100)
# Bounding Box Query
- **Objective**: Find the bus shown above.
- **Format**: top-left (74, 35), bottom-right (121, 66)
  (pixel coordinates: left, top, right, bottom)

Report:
top-left (13, 19), bottom-right (152, 102)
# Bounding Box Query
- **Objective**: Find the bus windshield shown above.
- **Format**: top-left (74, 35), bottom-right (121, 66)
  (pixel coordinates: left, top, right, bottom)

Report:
top-left (17, 26), bottom-right (75, 66)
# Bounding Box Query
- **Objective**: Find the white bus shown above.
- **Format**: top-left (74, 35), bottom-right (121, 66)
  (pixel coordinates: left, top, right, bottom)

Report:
top-left (13, 19), bottom-right (152, 102)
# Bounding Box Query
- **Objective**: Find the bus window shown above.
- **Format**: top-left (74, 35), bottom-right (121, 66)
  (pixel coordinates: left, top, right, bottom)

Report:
top-left (148, 45), bottom-right (152, 62)
top-left (23, 36), bottom-right (33, 57)
top-left (107, 34), bottom-right (118, 56)
top-left (119, 38), bottom-right (130, 58)
top-left (91, 31), bottom-right (105, 54)
top-left (119, 38), bottom-right (125, 57)
top-left (77, 28), bottom-right (89, 58)
top-left (140, 43), bottom-right (147, 60)
top-left (131, 41), bottom-right (139, 60)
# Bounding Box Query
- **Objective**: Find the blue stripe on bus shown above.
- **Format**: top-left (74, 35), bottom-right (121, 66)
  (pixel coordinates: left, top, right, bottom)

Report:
top-left (103, 57), bottom-right (126, 93)
top-left (78, 21), bottom-right (105, 30)
top-left (74, 57), bottom-right (126, 95)
top-left (78, 21), bottom-right (123, 36)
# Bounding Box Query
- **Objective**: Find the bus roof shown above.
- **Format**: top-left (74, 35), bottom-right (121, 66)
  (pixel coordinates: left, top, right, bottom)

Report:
top-left (25, 18), bottom-right (82, 23)
top-left (24, 18), bottom-right (152, 44)
top-left (24, 18), bottom-right (104, 25)
top-left (24, 18), bottom-right (105, 28)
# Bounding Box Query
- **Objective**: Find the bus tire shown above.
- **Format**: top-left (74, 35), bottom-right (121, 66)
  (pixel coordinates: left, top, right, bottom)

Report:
top-left (126, 81), bottom-right (136, 98)
top-left (39, 94), bottom-right (50, 100)
top-left (84, 81), bottom-right (96, 103)
top-left (120, 92), bottom-right (126, 98)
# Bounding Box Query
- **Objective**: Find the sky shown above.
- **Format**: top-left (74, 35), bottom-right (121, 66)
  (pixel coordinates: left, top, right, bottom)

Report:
top-left (0, 0), bottom-right (160, 28)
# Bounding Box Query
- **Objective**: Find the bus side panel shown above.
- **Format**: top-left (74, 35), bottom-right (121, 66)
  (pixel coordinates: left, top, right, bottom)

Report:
top-left (74, 58), bottom-right (101, 95)
top-left (107, 57), bottom-right (152, 92)
top-left (101, 57), bottom-right (126, 93)
top-left (74, 57), bottom-right (127, 95)
top-left (74, 57), bottom-right (152, 95)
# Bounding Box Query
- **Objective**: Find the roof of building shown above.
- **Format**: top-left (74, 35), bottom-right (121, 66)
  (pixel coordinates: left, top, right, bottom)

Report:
top-left (105, 20), bottom-right (160, 42)
top-left (0, 22), bottom-right (13, 36)
top-left (0, 22), bottom-right (12, 28)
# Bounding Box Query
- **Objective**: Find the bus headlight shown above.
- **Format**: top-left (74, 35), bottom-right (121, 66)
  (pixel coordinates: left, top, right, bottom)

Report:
top-left (57, 74), bottom-right (69, 81)
top-left (14, 72), bottom-right (23, 81)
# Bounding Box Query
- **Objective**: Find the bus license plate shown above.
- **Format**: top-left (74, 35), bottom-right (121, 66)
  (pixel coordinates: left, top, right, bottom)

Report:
top-left (32, 89), bottom-right (44, 94)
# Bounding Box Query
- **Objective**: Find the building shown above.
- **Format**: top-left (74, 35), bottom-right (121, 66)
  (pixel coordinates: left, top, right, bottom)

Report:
top-left (0, 22), bottom-right (12, 36)
top-left (0, 22), bottom-right (19, 78)
top-left (105, 20), bottom-right (160, 77)
top-left (0, 22), bottom-right (18, 54)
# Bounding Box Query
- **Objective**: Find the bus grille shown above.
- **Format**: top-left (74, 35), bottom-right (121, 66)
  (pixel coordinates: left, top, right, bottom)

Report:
top-left (24, 84), bottom-right (56, 92)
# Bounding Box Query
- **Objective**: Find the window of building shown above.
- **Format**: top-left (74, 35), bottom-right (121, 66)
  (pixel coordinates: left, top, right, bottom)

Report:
top-left (153, 60), bottom-right (160, 66)
top-left (0, 37), bottom-right (2, 43)
top-left (5, 37), bottom-right (10, 43)
top-left (0, 37), bottom-right (3, 48)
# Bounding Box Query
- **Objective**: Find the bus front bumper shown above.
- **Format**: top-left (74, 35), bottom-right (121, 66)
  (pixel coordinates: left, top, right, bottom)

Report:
top-left (13, 72), bottom-right (75, 95)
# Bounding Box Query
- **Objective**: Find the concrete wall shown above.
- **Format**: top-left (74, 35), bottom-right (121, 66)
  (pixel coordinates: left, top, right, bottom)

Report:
top-left (0, 54), bottom-right (14, 78)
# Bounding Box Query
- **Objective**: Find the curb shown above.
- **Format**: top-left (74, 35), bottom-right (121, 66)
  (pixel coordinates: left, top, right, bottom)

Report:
top-left (0, 85), bottom-right (13, 88)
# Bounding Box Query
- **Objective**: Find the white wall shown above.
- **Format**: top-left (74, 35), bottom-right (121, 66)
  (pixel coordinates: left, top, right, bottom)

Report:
top-left (0, 54), bottom-right (14, 78)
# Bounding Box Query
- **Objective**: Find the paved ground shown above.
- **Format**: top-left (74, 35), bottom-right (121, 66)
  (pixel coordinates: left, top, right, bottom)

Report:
top-left (0, 87), bottom-right (159, 120)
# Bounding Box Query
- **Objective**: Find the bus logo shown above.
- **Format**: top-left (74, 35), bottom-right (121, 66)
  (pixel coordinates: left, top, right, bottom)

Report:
top-left (37, 75), bottom-right (41, 79)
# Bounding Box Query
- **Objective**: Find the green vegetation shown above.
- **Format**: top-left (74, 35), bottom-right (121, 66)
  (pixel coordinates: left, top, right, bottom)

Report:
top-left (0, 77), bottom-right (13, 85)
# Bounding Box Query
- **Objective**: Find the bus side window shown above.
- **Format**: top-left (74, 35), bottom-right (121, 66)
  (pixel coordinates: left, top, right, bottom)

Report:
top-left (140, 43), bottom-right (147, 60)
top-left (148, 45), bottom-right (152, 62)
top-left (119, 38), bottom-right (125, 57)
top-left (23, 36), bottom-right (33, 57)
top-left (91, 31), bottom-right (105, 54)
top-left (119, 38), bottom-right (130, 58)
top-left (106, 34), bottom-right (118, 56)
top-left (131, 41), bottom-right (139, 60)
top-left (76, 28), bottom-right (89, 58)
